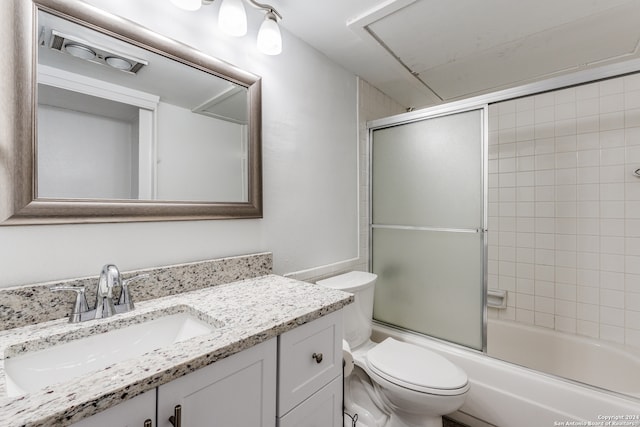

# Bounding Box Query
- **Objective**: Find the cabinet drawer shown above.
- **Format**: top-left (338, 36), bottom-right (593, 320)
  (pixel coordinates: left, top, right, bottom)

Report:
top-left (278, 309), bottom-right (342, 415)
top-left (277, 375), bottom-right (342, 427)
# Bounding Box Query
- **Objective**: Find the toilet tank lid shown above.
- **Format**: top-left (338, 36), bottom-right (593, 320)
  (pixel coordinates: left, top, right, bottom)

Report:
top-left (317, 271), bottom-right (377, 292)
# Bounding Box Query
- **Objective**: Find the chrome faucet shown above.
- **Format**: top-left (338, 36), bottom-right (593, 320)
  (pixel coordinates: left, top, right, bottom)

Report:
top-left (94, 264), bottom-right (120, 319)
top-left (51, 264), bottom-right (149, 323)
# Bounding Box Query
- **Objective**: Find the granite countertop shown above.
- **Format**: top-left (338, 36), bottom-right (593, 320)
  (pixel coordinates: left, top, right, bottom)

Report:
top-left (0, 274), bottom-right (353, 427)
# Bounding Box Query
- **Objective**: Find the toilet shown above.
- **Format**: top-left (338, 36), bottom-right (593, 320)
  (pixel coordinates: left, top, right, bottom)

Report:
top-left (318, 271), bottom-right (469, 427)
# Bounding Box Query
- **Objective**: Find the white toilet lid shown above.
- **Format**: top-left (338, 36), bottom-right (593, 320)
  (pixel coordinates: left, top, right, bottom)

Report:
top-left (366, 338), bottom-right (468, 393)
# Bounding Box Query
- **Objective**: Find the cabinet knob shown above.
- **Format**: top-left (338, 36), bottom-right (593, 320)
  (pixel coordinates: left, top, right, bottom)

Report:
top-left (143, 420), bottom-right (152, 427)
top-left (312, 352), bottom-right (323, 364)
top-left (168, 404), bottom-right (182, 427)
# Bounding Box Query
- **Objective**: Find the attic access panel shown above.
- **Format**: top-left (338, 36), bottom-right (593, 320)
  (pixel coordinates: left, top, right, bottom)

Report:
top-left (366, 0), bottom-right (640, 100)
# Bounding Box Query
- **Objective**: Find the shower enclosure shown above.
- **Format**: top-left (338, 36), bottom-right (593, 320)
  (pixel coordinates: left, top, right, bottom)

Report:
top-left (368, 72), bottom-right (640, 402)
top-left (369, 108), bottom-right (487, 351)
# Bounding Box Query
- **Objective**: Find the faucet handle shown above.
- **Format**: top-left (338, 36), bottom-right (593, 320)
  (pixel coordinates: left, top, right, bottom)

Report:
top-left (50, 286), bottom-right (89, 323)
top-left (118, 274), bottom-right (150, 311)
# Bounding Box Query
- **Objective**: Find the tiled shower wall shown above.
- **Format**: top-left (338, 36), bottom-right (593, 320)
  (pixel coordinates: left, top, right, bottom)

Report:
top-left (487, 73), bottom-right (640, 349)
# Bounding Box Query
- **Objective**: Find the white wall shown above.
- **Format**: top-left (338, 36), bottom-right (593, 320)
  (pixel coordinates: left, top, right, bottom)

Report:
top-left (156, 102), bottom-right (246, 202)
top-left (37, 105), bottom-right (135, 199)
top-left (0, 0), bottom-right (359, 287)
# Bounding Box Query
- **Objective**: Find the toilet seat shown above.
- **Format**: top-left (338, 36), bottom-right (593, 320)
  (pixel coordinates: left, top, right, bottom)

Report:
top-left (366, 338), bottom-right (469, 396)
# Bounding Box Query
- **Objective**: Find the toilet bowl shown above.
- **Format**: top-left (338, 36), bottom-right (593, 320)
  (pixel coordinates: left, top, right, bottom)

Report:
top-left (318, 271), bottom-right (469, 427)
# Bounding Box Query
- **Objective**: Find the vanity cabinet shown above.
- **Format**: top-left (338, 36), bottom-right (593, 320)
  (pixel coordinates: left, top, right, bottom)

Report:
top-left (70, 389), bottom-right (156, 427)
top-left (70, 339), bottom-right (276, 427)
top-left (277, 310), bottom-right (343, 427)
top-left (157, 338), bottom-right (276, 427)
top-left (69, 310), bottom-right (343, 427)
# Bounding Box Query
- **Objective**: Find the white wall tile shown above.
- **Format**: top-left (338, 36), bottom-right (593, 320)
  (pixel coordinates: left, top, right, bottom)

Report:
top-left (624, 74), bottom-right (640, 92)
top-left (577, 252), bottom-right (599, 270)
top-left (626, 328), bottom-right (640, 348)
top-left (577, 82), bottom-right (599, 99)
top-left (600, 94), bottom-right (624, 114)
top-left (516, 97), bottom-right (534, 111)
top-left (600, 183), bottom-right (624, 200)
top-left (600, 254), bottom-right (625, 272)
top-left (625, 127), bottom-right (640, 145)
top-left (535, 123), bottom-right (555, 139)
top-left (516, 308), bottom-right (535, 324)
top-left (601, 289), bottom-right (625, 309)
top-left (600, 306), bottom-right (625, 326)
top-left (600, 112), bottom-right (625, 131)
top-left (625, 109), bottom-right (640, 128)
top-left (577, 218), bottom-right (599, 235)
top-left (489, 75), bottom-right (640, 349)
top-left (600, 324), bottom-right (624, 344)
top-left (599, 165), bottom-right (625, 183)
top-left (577, 116), bottom-right (599, 134)
top-left (555, 315), bottom-right (577, 333)
top-left (555, 119), bottom-right (576, 137)
top-left (600, 271), bottom-right (624, 290)
top-left (535, 106), bottom-right (554, 124)
top-left (626, 255), bottom-right (640, 275)
top-left (600, 236), bottom-right (624, 255)
top-left (577, 98), bottom-right (599, 117)
top-left (600, 201), bottom-right (624, 218)
top-left (601, 219), bottom-right (624, 236)
top-left (577, 132), bottom-right (600, 150)
top-left (535, 312), bottom-right (555, 329)
top-left (536, 280), bottom-right (555, 298)
top-left (555, 103), bottom-right (576, 120)
top-left (555, 218), bottom-right (576, 234)
top-left (577, 303), bottom-right (599, 322)
top-left (625, 90), bottom-right (640, 110)
top-left (600, 78), bottom-right (624, 95)
top-left (577, 320), bottom-right (599, 338)
top-left (577, 284), bottom-right (599, 303)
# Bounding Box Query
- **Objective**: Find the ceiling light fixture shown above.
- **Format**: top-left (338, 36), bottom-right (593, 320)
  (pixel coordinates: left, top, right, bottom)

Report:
top-left (169, 0), bottom-right (283, 55)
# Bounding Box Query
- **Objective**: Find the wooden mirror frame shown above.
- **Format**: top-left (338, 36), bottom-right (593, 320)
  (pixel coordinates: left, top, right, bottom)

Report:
top-left (0, 0), bottom-right (262, 225)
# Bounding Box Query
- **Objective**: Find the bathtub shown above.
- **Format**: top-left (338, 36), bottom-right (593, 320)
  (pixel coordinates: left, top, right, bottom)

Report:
top-left (487, 319), bottom-right (640, 399)
top-left (372, 320), bottom-right (640, 427)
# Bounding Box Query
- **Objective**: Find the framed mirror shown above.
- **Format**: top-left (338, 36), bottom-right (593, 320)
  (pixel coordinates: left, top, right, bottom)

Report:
top-left (0, 0), bottom-right (262, 225)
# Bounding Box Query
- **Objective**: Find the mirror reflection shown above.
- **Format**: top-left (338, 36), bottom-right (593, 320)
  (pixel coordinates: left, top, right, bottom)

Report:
top-left (37, 10), bottom-right (249, 203)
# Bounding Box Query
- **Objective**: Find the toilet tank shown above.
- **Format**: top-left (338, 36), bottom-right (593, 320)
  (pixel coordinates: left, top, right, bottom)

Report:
top-left (317, 271), bottom-right (377, 349)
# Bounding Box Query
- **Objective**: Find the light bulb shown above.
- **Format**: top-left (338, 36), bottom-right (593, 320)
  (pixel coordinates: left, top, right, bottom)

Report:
top-left (257, 13), bottom-right (282, 55)
top-left (218, 0), bottom-right (247, 37)
top-left (169, 0), bottom-right (202, 11)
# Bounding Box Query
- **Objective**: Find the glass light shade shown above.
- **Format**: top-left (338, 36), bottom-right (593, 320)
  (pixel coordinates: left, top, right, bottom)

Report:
top-left (218, 0), bottom-right (247, 37)
top-left (169, 0), bottom-right (202, 11)
top-left (64, 44), bottom-right (96, 60)
top-left (257, 16), bottom-right (282, 55)
top-left (105, 57), bottom-right (133, 71)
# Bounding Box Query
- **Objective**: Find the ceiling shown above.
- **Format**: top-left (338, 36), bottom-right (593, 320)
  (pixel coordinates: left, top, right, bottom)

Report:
top-left (277, 0), bottom-right (640, 109)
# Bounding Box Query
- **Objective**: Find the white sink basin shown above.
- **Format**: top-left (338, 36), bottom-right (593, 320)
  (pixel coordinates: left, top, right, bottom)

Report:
top-left (4, 312), bottom-right (220, 396)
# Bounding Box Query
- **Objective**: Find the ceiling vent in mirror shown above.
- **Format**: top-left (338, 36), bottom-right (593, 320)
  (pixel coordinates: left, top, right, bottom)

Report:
top-left (40, 28), bottom-right (148, 74)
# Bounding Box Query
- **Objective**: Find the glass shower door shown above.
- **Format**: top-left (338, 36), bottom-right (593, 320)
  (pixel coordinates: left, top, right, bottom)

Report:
top-left (370, 108), bottom-right (485, 350)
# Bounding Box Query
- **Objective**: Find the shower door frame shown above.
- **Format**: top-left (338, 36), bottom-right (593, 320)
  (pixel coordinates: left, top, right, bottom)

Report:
top-left (366, 57), bottom-right (640, 356)
top-left (368, 104), bottom-right (490, 352)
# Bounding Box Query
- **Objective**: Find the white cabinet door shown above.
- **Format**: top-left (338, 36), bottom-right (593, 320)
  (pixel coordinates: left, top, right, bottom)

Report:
top-left (278, 310), bottom-right (342, 415)
top-left (157, 338), bottom-right (277, 427)
top-left (70, 389), bottom-right (155, 427)
top-left (278, 376), bottom-right (342, 427)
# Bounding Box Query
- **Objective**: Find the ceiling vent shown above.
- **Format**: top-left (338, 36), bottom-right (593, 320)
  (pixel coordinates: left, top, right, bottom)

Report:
top-left (40, 28), bottom-right (148, 74)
